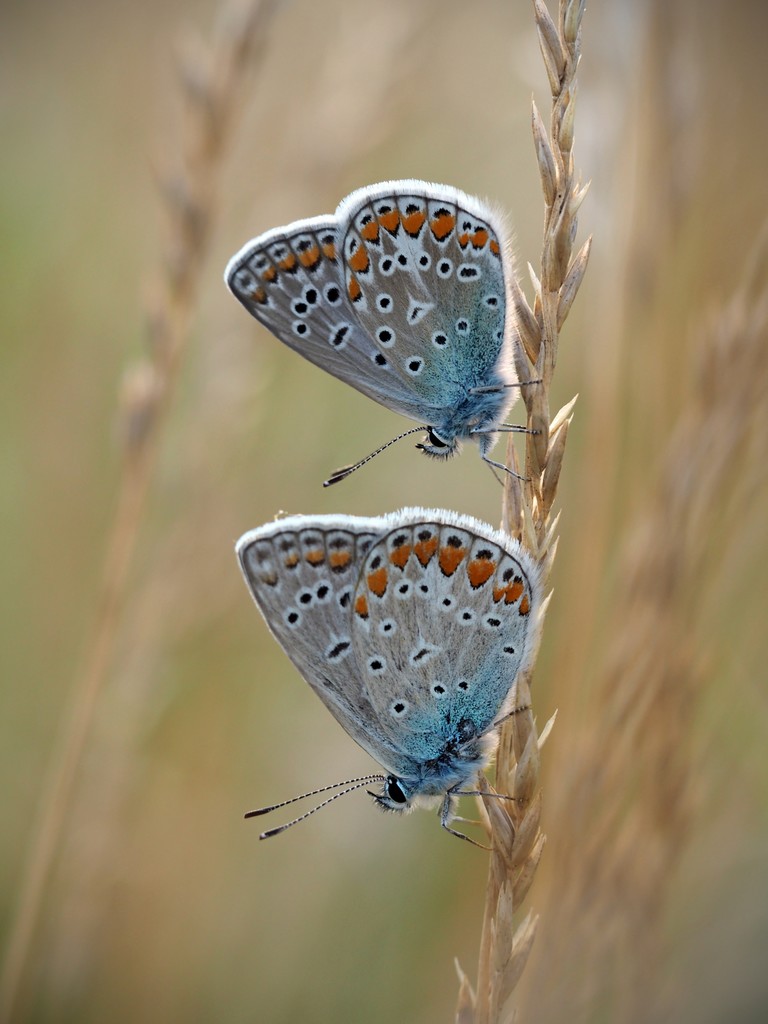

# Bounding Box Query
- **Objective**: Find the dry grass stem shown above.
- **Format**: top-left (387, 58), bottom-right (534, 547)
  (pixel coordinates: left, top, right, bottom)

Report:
top-left (0, 3), bottom-right (278, 1019)
top-left (458, 1), bottom-right (589, 1021)
top-left (524, 225), bottom-right (768, 1023)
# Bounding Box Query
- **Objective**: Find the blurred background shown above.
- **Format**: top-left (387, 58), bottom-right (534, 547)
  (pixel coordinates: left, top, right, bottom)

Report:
top-left (1, 0), bottom-right (767, 1021)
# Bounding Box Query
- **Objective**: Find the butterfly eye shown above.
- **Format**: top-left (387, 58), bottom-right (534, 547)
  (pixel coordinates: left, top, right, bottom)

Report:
top-left (386, 777), bottom-right (408, 804)
top-left (427, 428), bottom-right (449, 449)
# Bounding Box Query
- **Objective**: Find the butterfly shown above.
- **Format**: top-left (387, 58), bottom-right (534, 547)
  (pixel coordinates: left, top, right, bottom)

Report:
top-left (225, 180), bottom-right (529, 485)
top-left (237, 509), bottom-right (542, 841)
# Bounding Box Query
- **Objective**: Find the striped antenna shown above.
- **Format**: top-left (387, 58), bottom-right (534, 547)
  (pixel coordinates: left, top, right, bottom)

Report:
top-left (323, 426), bottom-right (427, 486)
top-left (245, 774), bottom-right (386, 840)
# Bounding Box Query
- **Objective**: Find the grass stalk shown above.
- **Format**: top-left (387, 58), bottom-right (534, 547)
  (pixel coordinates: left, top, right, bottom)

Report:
top-left (456, 2), bottom-right (589, 1021)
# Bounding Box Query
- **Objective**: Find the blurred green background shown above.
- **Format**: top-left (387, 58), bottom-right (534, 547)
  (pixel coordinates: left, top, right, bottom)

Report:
top-left (2, 0), bottom-right (767, 1021)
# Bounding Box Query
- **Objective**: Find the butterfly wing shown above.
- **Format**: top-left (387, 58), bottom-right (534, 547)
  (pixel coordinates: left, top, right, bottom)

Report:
top-left (236, 514), bottom-right (422, 778)
top-left (336, 181), bottom-right (516, 414)
top-left (225, 216), bottom-right (431, 421)
top-left (348, 511), bottom-right (539, 765)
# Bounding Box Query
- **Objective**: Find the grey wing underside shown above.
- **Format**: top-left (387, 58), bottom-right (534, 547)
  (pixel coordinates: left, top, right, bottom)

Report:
top-left (349, 519), bottom-right (537, 764)
top-left (236, 518), bottom-right (422, 779)
top-left (338, 182), bottom-right (514, 407)
top-left (225, 217), bottom-right (434, 423)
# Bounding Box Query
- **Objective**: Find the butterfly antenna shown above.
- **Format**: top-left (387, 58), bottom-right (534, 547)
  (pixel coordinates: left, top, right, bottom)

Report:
top-left (323, 426), bottom-right (427, 487)
top-left (244, 774), bottom-right (385, 818)
top-left (253, 777), bottom-right (385, 840)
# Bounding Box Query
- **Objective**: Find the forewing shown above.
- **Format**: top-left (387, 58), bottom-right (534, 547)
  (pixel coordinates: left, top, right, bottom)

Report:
top-left (337, 181), bottom-right (514, 410)
top-left (226, 216), bottom-right (429, 420)
top-left (350, 517), bottom-right (537, 763)
top-left (236, 515), bottom-right (419, 776)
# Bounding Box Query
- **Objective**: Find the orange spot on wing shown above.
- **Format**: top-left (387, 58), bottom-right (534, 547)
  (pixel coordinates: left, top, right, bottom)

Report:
top-left (261, 573), bottom-right (278, 587)
top-left (305, 548), bottom-right (325, 566)
top-left (284, 553), bottom-right (299, 568)
top-left (329, 550), bottom-right (351, 570)
top-left (262, 265), bottom-right (277, 282)
top-left (493, 579), bottom-right (524, 604)
top-left (471, 228), bottom-right (489, 248)
top-left (467, 558), bottom-right (496, 588)
top-left (354, 593), bottom-right (369, 619)
top-left (378, 209), bottom-right (400, 233)
top-left (367, 566), bottom-right (388, 597)
top-left (347, 275), bottom-right (362, 302)
top-left (278, 253), bottom-right (297, 272)
top-left (360, 220), bottom-right (380, 242)
top-left (458, 232), bottom-right (470, 249)
top-left (251, 286), bottom-right (267, 304)
top-left (322, 240), bottom-right (337, 260)
top-left (490, 238), bottom-right (501, 256)
top-left (519, 594), bottom-right (530, 616)
top-left (402, 209), bottom-right (426, 236)
top-left (431, 212), bottom-right (455, 240)
top-left (389, 543), bottom-right (411, 569)
top-left (298, 245), bottom-right (321, 268)
top-left (439, 545), bottom-right (466, 576)
top-left (348, 244), bottom-right (370, 274)
top-left (414, 536), bottom-right (438, 566)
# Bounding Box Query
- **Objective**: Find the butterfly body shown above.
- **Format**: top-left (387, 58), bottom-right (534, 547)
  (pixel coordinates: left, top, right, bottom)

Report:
top-left (417, 386), bottom-right (511, 460)
top-left (370, 725), bottom-right (492, 820)
top-left (226, 181), bottom-right (520, 475)
top-left (237, 509), bottom-right (542, 833)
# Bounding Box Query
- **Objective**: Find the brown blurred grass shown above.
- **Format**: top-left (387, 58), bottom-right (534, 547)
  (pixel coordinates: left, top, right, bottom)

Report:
top-left (0, 1), bottom-right (281, 1018)
top-left (1, 1), bottom-right (767, 1022)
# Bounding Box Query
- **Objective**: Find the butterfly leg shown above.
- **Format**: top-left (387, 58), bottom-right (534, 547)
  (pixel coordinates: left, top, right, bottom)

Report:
top-left (482, 454), bottom-right (527, 482)
top-left (439, 793), bottom-right (491, 849)
top-left (468, 380), bottom-right (542, 396)
top-left (474, 424), bottom-right (534, 434)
